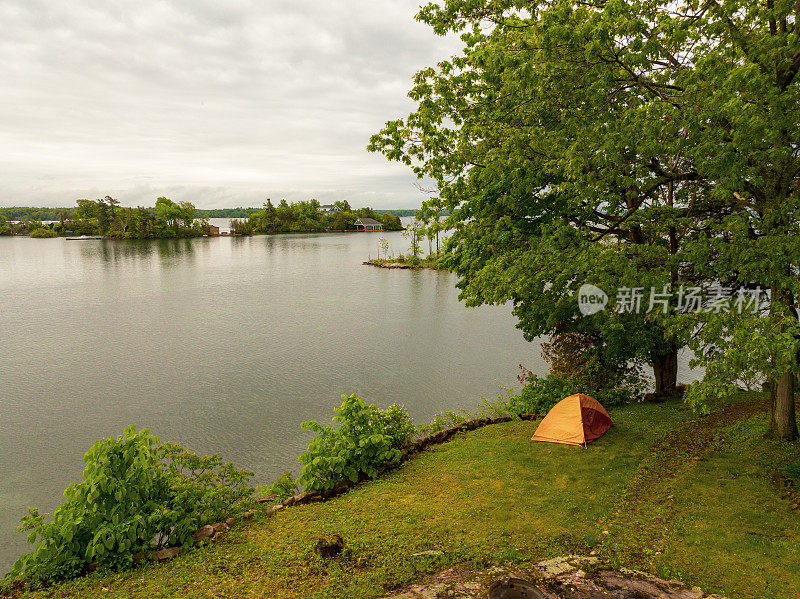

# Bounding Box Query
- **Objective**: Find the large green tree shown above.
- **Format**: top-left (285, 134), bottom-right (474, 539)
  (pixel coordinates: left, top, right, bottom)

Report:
top-left (370, 0), bottom-right (800, 438)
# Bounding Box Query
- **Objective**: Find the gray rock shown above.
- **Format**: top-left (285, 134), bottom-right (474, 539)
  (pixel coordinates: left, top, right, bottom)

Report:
top-left (193, 524), bottom-right (215, 544)
top-left (151, 546), bottom-right (180, 561)
top-left (487, 577), bottom-right (545, 599)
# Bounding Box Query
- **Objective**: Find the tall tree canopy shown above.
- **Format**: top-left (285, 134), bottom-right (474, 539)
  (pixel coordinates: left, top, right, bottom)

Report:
top-left (370, 0), bottom-right (800, 438)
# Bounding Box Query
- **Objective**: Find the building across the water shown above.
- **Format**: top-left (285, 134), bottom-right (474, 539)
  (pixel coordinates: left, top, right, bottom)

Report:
top-left (319, 204), bottom-right (341, 213)
top-left (354, 218), bottom-right (382, 232)
top-left (207, 224), bottom-right (220, 236)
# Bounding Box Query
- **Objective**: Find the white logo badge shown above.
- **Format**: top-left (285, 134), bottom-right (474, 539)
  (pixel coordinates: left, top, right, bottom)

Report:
top-left (578, 284), bottom-right (608, 316)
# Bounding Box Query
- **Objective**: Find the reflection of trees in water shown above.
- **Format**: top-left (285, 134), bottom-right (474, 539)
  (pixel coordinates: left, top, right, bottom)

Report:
top-left (82, 238), bottom-right (197, 265)
top-left (155, 239), bottom-right (195, 264)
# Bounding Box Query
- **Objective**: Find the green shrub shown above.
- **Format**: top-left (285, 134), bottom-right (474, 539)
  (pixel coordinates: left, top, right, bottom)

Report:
top-left (159, 442), bottom-right (255, 525)
top-left (374, 402), bottom-right (416, 449)
top-left (256, 471), bottom-right (299, 502)
top-left (416, 388), bottom-right (516, 436)
top-left (298, 394), bottom-right (415, 492)
top-left (417, 409), bottom-right (467, 436)
top-left (29, 227), bottom-right (57, 238)
top-left (7, 426), bottom-right (254, 586)
top-left (507, 373), bottom-right (631, 416)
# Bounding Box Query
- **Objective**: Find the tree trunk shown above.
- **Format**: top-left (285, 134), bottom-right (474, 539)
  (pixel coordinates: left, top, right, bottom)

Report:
top-left (767, 284), bottom-right (799, 440)
top-left (767, 371), bottom-right (798, 440)
top-left (652, 346), bottom-right (678, 395)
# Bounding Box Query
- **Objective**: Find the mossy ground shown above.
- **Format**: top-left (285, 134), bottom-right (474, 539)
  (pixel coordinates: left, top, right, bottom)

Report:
top-left (12, 393), bottom-right (800, 599)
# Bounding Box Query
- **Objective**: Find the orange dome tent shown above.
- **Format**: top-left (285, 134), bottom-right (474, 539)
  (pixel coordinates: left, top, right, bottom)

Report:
top-left (531, 394), bottom-right (613, 446)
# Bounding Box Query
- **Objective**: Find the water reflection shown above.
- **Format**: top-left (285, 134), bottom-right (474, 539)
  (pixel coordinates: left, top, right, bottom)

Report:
top-left (88, 239), bottom-right (154, 263)
top-left (76, 238), bottom-right (207, 266)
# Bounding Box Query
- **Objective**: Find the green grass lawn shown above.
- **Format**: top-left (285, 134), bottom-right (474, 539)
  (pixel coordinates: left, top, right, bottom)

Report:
top-left (13, 394), bottom-right (800, 599)
top-left (655, 413), bottom-right (800, 597)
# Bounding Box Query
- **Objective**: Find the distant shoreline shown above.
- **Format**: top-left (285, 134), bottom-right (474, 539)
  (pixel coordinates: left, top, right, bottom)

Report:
top-left (0, 207), bottom-right (421, 221)
top-left (8, 228), bottom-right (406, 241)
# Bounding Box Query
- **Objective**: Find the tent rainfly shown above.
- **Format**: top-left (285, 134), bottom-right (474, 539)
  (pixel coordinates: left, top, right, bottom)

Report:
top-left (531, 393), bottom-right (613, 446)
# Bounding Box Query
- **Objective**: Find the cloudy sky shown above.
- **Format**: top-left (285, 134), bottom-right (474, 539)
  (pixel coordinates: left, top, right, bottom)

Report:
top-left (0, 0), bottom-right (459, 209)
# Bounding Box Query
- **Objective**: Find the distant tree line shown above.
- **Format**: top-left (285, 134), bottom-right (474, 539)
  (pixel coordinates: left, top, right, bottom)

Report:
top-left (237, 199), bottom-right (402, 234)
top-left (1, 198), bottom-right (404, 238)
top-left (0, 207), bottom-right (72, 221)
top-left (0, 205), bottom-right (419, 222)
top-left (0, 215), bottom-right (59, 237)
top-left (379, 209), bottom-right (424, 217)
top-left (195, 208), bottom-right (261, 218)
top-left (0, 197), bottom-right (209, 239)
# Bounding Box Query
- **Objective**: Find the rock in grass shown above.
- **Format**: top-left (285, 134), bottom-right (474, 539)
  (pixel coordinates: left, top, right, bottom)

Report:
top-left (487, 577), bottom-right (545, 599)
top-left (151, 547), bottom-right (180, 561)
top-left (314, 534), bottom-right (344, 558)
top-left (211, 522), bottom-right (229, 533)
top-left (193, 524), bottom-right (215, 544)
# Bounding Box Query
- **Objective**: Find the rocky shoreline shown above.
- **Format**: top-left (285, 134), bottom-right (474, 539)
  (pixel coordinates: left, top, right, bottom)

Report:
top-left (113, 416), bottom-right (526, 569)
top-left (382, 555), bottom-right (728, 599)
top-left (363, 259), bottom-right (445, 270)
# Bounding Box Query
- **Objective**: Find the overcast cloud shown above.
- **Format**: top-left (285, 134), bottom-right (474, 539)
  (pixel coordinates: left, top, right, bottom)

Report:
top-left (0, 0), bottom-right (459, 209)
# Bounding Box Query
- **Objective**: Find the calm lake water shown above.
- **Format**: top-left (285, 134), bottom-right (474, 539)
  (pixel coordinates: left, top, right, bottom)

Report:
top-left (0, 223), bottom-right (542, 570)
top-left (0, 221), bottom-right (699, 570)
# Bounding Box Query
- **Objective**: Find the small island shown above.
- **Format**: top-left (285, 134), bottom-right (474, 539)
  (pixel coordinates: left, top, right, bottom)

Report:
top-left (0, 198), bottom-right (403, 239)
top-left (364, 221), bottom-right (447, 270)
top-left (363, 256), bottom-right (444, 270)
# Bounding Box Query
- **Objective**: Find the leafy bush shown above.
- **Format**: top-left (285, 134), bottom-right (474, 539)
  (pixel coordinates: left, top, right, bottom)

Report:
top-left (417, 409), bottom-right (468, 436)
top-left (159, 442), bottom-right (255, 525)
top-left (256, 470), bottom-right (299, 502)
top-left (507, 373), bottom-right (631, 416)
top-left (374, 402), bottom-right (416, 448)
top-left (298, 394), bottom-right (415, 492)
top-left (29, 227), bottom-right (57, 238)
top-left (7, 426), bottom-right (254, 586)
top-left (416, 388), bottom-right (516, 436)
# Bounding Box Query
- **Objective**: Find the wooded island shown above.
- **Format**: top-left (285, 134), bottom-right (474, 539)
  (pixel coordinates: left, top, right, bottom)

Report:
top-left (0, 198), bottom-right (402, 239)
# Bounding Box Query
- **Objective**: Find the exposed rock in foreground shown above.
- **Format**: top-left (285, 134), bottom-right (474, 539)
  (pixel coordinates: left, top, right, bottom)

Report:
top-left (382, 555), bottom-right (727, 599)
